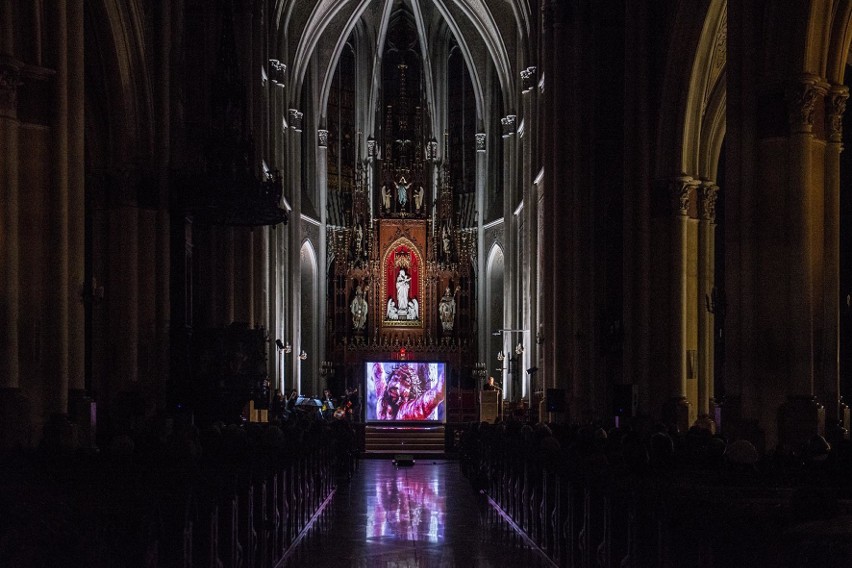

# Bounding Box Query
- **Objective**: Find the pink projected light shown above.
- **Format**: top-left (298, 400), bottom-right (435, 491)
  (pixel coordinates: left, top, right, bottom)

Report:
top-left (366, 477), bottom-right (445, 542)
top-left (365, 362), bottom-right (446, 422)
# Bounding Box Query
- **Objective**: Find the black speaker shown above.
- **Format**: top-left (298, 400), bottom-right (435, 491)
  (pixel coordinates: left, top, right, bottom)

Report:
top-left (613, 384), bottom-right (637, 416)
top-left (546, 388), bottom-right (566, 413)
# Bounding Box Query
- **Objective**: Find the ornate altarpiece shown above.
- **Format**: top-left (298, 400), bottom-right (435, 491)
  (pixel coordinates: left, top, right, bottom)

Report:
top-left (325, 61), bottom-right (476, 393)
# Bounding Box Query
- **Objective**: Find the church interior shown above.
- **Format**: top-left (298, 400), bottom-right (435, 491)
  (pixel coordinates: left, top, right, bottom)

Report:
top-left (4, 0), bottom-right (852, 565)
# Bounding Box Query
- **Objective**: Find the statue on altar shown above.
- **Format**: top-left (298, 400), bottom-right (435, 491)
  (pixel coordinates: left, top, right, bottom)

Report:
top-left (438, 286), bottom-right (456, 331)
top-left (381, 183), bottom-right (391, 211)
top-left (351, 283), bottom-right (368, 331)
top-left (386, 267), bottom-right (419, 321)
top-left (413, 185), bottom-right (424, 212)
top-left (396, 176), bottom-right (411, 209)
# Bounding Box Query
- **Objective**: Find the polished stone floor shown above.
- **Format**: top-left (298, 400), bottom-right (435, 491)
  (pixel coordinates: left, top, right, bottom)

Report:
top-left (282, 458), bottom-right (553, 567)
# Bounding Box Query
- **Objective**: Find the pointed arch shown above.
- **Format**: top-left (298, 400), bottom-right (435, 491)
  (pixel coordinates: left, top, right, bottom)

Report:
top-left (486, 243), bottom-right (505, 396)
top-left (300, 239), bottom-right (319, 394)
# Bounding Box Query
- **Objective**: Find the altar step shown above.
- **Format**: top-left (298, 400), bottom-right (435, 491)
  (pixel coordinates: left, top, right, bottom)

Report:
top-left (364, 425), bottom-right (445, 454)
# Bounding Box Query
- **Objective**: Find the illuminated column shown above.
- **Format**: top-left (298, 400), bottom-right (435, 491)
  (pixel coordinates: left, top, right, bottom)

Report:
top-left (698, 182), bottom-right (719, 417)
top-left (501, 114), bottom-right (518, 399)
top-left (521, 67), bottom-right (538, 396)
top-left (776, 76), bottom-right (826, 450)
top-left (288, 109), bottom-right (303, 393)
top-left (667, 175), bottom-right (699, 430)
top-left (821, 86), bottom-right (848, 421)
top-left (317, 128), bottom-right (328, 370)
top-left (475, 132), bottom-right (487, 360)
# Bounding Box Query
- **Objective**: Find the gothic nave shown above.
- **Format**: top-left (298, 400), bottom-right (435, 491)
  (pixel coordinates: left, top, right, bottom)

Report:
top-left (5, 0), bottom-right (852, 566)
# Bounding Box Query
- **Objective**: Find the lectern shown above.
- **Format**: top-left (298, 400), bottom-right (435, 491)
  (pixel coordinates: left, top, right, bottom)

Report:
top-left (480, 390), bottom-right (500, 423)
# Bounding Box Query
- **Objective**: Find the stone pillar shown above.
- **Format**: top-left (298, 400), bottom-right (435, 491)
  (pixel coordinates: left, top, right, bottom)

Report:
top-left (820, 85), bottom-right (848, 423)
top-left (0, 56), bottom-right (21, 392)
top-left (48, 0), bottom-right (71, 417)
top-left (475, 132), bottom-right (487, 361)
top-left (521, 67), bottom-right (538, 396)
top-left (288, 109), bottom-right (303, 393)
top-left (67, 0), bottom-right (85, 396)
top-left (501, 114), bottom-right (518, 399)
top-left (317, 128), bottom-right (329, 379)
top-left (0, 51), bottom-right (28, 448)
top-left (539, 1), bottom-right (557, 395)
top-left (666, 175), bottom-right (699, 431)
top-left (155, 0), bottom-right (173, 408)
top-left (110, 201), bottom-right (140, 387)
top-left (776, 75), bottom-right (827, 452)
top-left (698, 182), bottom-right (719, 418)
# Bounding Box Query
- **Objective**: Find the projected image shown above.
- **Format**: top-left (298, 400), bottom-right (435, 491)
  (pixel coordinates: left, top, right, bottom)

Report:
top-left (365, 362), bottom-right (446, 422)
top-left (366, 477), bottom-right (445, 542)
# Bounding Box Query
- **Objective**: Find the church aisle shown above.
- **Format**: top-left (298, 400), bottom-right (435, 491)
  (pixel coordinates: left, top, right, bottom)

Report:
top-left (282, 459), bottom-right (554, 567)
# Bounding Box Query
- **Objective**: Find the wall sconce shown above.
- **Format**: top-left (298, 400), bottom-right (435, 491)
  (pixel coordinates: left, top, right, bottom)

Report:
top-left (275, 339), bottom-right (292, 353)
top-left (497, 350), bottom-right (505, 362)
top-left (515, 343), bottom-right (524, 355)
top-left (299, 350), bottom-right (308, 360)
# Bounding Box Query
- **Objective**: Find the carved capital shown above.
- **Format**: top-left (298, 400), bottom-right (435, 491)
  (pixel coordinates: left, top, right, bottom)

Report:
top-left (0, 57), bottom-right (24, 118)
top-left (268, 59), bottom-right (286, 87)
top-left (425, 138), bottom-right (438, 161)
top-left (317, 129), bottom-right (328, 147)
top-left (699, 182), bottom-right (719, 221)
top-left (521, 66), bottom-right (537, 92)
top-left (786, 76), bottom-right (826, 133)
top-left (501, 115), bottom-right (516, 137)
top-left (670, 176), bottom-right (697, 217)
top-left (475, 132), bottom-right (486, 152)
top-left (826, 86), bottom-right (849, 143)
top-left (288, 109), bottom-right (303, 132)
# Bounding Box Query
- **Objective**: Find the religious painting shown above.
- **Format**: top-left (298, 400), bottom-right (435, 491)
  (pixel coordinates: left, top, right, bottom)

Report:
top-left (382, 239), bottom-right (424, 327)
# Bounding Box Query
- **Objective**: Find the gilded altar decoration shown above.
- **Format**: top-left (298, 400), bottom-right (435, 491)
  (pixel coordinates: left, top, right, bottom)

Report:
top-left (382, 240), bottom-right (424, 327)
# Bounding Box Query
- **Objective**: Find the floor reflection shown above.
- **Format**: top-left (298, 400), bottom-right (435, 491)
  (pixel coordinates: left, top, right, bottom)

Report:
top-left (366, 469), bottom-right (445, 542)
top-left (283, 459), bottom-right (552, 567)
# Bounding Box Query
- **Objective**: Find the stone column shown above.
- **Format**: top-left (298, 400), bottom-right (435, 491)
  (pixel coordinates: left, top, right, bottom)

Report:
top-left (821, 85), bottom-right (848, 423)
top-left (288, 109), bottom-right (303, 393)
top-left (698, 182), bottom-right (719, 417)
top-left (0, 56), bottom-right (21, 392)
top-left (521, 67), bottom-right (538, 396)
top-left (48, 0), bottom-right (70, 417)
top-left (67, 0), bottom-right (85, 396)
top-left (665, 176), bottom-right (699, 431)
top-left (501, 114), bottom-right (518, 399)
top-left (475, 132), bottom-right (487, 361)
top-left (317, 128), bottom-right (329, 376)
top-left (539, 1), bottom-right (556, 394)
top-left (777, 75), bottom-right (826, 452)
top-left (0, 53), bottom-right (27, 448)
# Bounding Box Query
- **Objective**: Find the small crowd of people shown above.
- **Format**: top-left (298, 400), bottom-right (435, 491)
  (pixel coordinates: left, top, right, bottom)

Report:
top-left (268, 385), bottom-right (361, 423)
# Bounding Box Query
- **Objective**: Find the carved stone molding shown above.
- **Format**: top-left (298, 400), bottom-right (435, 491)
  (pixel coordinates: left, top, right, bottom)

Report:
top-left (268, 59), bottom-right (286, 87)
top-left (786, 76), bottom-right (826, 134)
top-left (501, 115), bottom-right (516, 137)
top-left (317, 129), bottom-right (328, 147)
top-left (0, 57), bottom-right (23, 119)
top-left (425, 138), bottom-right (438, 161)
top-left (475, 132), bottom-right (486, 153)
top-left (367, 136), bottom-right (377, 158)
top-left (670, 176), bottom-right (697, 217)
top-left (288, 109), bottom-right (303, 132)
top-left (826, 86), bottom-right (849, 143)
top-left (699, 182), bottom-right (719, 222)
top-left (521, 66), bottom-right (537, 92)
